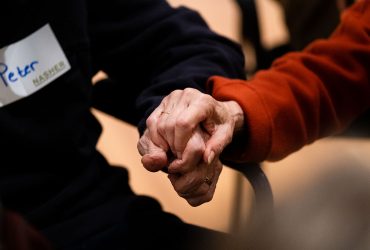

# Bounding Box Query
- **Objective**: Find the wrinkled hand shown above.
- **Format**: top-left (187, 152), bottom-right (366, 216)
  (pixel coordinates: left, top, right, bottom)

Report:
top-left (138, 126), bottom-right (222, 206)
top-left (147, 88), bottom-right (244, 164)
top-left (166, 126), bottom-right (223, 206)
top-left (138, 88), bottom-right (244, 206)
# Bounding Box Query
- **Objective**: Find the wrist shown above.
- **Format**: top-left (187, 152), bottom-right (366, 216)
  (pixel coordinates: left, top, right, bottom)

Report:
top-left (224, 100), bottom-right (245, 134)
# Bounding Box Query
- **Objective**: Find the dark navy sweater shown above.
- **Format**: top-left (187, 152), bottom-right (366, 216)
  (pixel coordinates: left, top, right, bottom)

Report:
top-left (0, 0), bottom-right (244, 248)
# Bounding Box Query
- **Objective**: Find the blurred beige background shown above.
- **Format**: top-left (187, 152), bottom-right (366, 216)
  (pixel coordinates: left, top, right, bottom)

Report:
top-left (93, 0), bottom-right (370, 233)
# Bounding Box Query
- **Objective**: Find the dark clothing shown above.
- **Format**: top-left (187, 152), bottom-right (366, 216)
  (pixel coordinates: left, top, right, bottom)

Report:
top-left (1, 209), bottom-right (53, 250)
top-left (0, 0), bottom-right (245, 249)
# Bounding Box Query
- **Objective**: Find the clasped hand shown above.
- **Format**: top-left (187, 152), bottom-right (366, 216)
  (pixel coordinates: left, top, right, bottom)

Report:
top-left (137, 88), bottom-right (244, 206)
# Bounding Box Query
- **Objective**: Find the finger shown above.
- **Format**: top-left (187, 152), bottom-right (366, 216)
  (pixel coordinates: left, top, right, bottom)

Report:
top-left (173, 91), bottom-right (215, 154)
top-left (157, 90), bottom-right (188, 158)
top-left (178, 181), bottom-right (210, 200)
top-left (167, 164), bottom-right (206, 195)
top-left (169, 155), bottom-right (219, 198)
top-left (146, 103), bottom-right (169, 152)
top-left (186, 181), bottom-right (215, 207)
top-left (141, 152), bottom-right (168, 172)
top-left (167, 128), bottom-right (205, 174)
top-left (203, 124), bottom-right (233, 164)
top-left (186, 161), bottom-right (223, 207)
top-left (137, 130), bottom-right (168, 172)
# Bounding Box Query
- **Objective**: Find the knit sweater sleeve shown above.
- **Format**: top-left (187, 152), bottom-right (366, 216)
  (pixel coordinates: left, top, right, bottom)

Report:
top-left (208, 0), bottom-right (370, 163)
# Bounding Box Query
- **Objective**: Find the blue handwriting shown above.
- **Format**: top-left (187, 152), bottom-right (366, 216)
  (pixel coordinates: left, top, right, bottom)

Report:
top-left (0, 60), bottom-right (39, 87)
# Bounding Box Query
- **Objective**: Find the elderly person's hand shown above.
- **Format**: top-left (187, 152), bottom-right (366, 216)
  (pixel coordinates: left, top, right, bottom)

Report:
top-left (138, 126), bottom-right (222, 206)
top-left (148, 88), bottom-right (244, 164)
top-left (138, 88), bottom-right (244, 206)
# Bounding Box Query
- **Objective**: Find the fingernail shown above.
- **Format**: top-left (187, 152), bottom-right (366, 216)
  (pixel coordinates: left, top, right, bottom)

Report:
top-left (207, 151), bottom-right (215, 164)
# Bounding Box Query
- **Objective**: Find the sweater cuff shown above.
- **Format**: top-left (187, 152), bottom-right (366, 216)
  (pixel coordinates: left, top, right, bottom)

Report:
top-left (207, 76), bottom-right (272, 163)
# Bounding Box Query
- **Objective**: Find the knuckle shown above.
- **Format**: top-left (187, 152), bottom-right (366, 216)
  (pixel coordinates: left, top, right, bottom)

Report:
top-left (162, 95), bottom-right (169, 102)
top-left (193, 145), bottom-right (204, 156)
top-left (202, 93), bottom-right (212, 102)
top-left (175, 118), bottom-right (193, 131)
top-left (188, 199), bottom-right (201, 207)
top-left (175, 184), bottom-right (186, 195)
top-left (197, 188), bottom-right (208, 196)
top-left (146, 116), bottom-right (155, 128)
top-left (200, 94), bottom-right (214, 107)
top-left (171, 89), bottom-right (182, 97)
top-left (204, 193), bottom-right (214, 203)
top-left (174, 180), bottom-right (190, 194)
top-left (183, 87), bottom-right (196, 95)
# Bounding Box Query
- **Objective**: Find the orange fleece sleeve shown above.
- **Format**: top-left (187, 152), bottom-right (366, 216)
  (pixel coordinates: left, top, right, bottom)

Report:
top-left (208, 0), bottom-right (370, 163)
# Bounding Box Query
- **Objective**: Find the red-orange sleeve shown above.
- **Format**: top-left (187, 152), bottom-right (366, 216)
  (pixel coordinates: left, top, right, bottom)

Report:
top-left (207, 0), bottom-right (370, 163)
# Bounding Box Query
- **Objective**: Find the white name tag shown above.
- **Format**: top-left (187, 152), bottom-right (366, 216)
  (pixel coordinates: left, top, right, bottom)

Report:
top-left (0, 24), bottom-right (71, 107)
